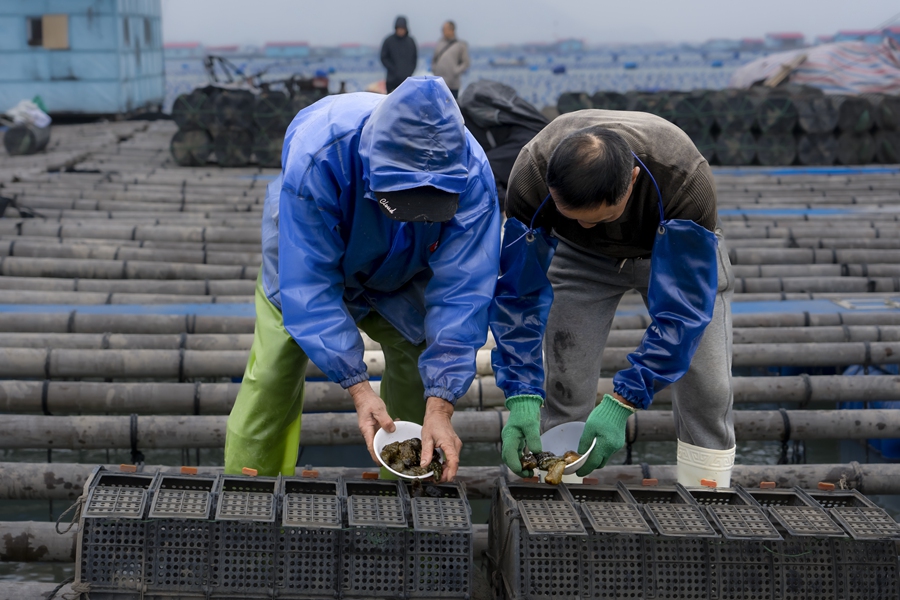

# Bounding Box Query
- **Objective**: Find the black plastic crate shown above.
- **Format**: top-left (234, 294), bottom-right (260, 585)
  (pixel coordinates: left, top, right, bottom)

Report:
top-left (77, 471), bottom-right (158, 595)
top-left (146, 519), bottom-right (214, 596)
top-left (770, 537), bottom-right (837, 600)
top-left (686, 487), bottom-right (782, 541)
top-left (832, 539), bottom-right (900, 600)
top-left (341, 479), bottom-right (410, 598)
top-left (741, 486), bottom-right (845, 538)
top-left (803, 488), bottom-right (900, 540)
top-left (573, 484), bottom-right (651, 599)
top-left (644, 536), bottom-right (711, 600)
top-left (625, 484), bottom-right (719, 539)
top-left (210, 475), bottom-right (279, 598)
top-left (707, 539), bottom-right (776, 600)
top-left (405, 481), bottom-right (473, 599)
top-left (78, 518), bottom-right (149, 594)
top-left (276, 477), bottom-right (343, 599)
top-left (489, 480), bottom-right (585, 600)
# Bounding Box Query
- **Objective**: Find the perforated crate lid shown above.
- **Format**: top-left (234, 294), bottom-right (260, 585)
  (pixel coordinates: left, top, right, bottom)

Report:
top-left (348, 495), bottom-right (407, 528)
top-left (705, 505), bottom-right (782, 540)
top-left (283, 493), bottom-right (342, 529)
top-left (518, 500), bottom-right (586, 536)
top-left (768, 505), bottom-right (846, 537)
top-left (412, 497), bottom-right (471, 532)
top-left (643, 503), bottom-right (719, 538)
top-left (214, 476), bottom-right (277, 522)
top-left (581, 501), bottom-right (653, 535)
top-left (83, 473), bottom-right (155, 519)
top-left (830, 506), bottom-right (900, 540)
top-left (148, 475), bottom-right (216, 520)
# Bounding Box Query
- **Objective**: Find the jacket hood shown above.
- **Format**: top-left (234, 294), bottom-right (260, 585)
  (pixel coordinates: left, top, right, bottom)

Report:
top-left (360, 76), bottom-right (469, 195)
top-left (395, 16), bottom-right (408, 30)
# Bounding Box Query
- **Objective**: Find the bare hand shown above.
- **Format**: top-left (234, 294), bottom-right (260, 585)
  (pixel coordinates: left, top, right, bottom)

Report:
top-left (420, 397), bottom-right (462, 482)
top-left (349, 381), bottom-right (395, 464)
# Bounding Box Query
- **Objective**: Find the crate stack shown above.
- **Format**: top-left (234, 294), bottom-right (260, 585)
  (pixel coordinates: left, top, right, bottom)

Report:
top-left (559, 88), bottom-right (900, 167)
top-left (489, 478), bottom-right (900, 600)
top-left (169, 85), bottom-right (324, 169)
top-left (73, 467), bottom-right (474, 599)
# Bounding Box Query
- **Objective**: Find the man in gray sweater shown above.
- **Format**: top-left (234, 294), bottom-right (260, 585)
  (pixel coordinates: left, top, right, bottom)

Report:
top-left (490, 110), bottom-right (736, 487)
top-left (431, 21), bottom-right (470, 99)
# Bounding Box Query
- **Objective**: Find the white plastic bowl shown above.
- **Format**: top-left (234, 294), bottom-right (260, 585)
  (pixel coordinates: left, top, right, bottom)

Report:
top-left (373, 420), bottom-right (445, 480)
top-left (539, 421), bottom-right (596, 475)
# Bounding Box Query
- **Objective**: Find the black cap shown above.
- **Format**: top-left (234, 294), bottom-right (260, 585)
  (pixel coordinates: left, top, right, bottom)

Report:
top-left (376, 187), bottom-right (459, 222)
top-left (395, 16), bottom-right (408, 29)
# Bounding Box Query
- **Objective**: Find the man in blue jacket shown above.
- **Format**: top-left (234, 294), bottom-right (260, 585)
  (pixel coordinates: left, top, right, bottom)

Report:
top-left (225, 77), bottom-right (501, 481)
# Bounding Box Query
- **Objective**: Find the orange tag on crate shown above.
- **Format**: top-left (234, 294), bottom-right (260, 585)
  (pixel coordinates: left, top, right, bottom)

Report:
top-left (521, 477), bottom-right (539, 483)
top-left (700, 479), bottom-right (718, 488)
top-left (582, 478), bottom-right (599, 485)
top-left (760, 481), bottom-right (776, 489)
top-left (818, 482), bottom-right (836, 491)
top-left (119, 464), bottom-right (137, 473)
top-left (362, 472), bottom-right (379, 480)
top-left (241, 467), bottom-right (258, 477)
top-left (180, 466), bottom-right (198, 475)
top-left (301, 470), bottom-right (319, 478)
top-left (642, 478), bottom-right (659, 486)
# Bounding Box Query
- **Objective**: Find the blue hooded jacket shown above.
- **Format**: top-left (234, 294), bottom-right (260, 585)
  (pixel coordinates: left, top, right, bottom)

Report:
top-left (261, 77), bottom-right (501, 403)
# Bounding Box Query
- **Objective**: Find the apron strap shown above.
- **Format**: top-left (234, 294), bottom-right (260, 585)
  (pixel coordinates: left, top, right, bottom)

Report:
top-left (631, 152), bottom-right (664, 222)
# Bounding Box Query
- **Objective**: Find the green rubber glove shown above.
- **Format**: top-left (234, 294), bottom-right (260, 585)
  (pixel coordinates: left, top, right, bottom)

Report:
top-left (501, 395), bottom-right (543, 477)
top-left (576, 394), bottom-right (637, 477)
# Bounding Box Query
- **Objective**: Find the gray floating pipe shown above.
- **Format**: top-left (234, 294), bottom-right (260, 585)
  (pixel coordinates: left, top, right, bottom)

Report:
top-left (0, 256), bottom-right (259, 280)
top-left (1, 375), bottom-right (899, 415)
top-left (1, 340), bottom-right (900, 381)
top-left (0, 276), bottom-right (255, 295)
top-left (734, 277), bottom-right (900, 294)
top-left (2, 310), bottom-right (900, 337)
top-left (731, 248), bottom-right (900, 265)
top-left (0, 234), bottom-right (261, 254)
top-left (0, 239), bottom-right (261, 266)
top-left (3, 325), bottom-right (900, 351)
top-left (0, 409), bottom-right (898, 450)
top-left (0, 521), bottom-right (76, 563)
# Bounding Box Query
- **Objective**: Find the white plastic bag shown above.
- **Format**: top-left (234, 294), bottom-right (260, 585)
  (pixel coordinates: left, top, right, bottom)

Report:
top-left (4, 100), bottom-right (51, 128)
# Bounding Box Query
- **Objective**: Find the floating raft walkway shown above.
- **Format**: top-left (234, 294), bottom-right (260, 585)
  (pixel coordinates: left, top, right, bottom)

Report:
top-left (3, 121), bottom-right (900, 598)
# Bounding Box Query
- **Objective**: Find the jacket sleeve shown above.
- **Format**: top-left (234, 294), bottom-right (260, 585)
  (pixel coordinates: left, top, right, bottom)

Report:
top-left (612, 218), bottom-right (718, 410)
top-left (455, 42), bottom-right (471, 76)
top-left (418, 179), bottom-right (502, 403)
top-left (489, 218), bottom-right (557, 399)
top-left (380, 39), bottom-right (394, 71)
top-left (278, 164), bottom-right (369, 389)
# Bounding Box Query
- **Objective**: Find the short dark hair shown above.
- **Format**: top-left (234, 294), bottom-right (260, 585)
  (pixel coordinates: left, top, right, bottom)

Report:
top-left (546, 126), bottom-right (634, 209)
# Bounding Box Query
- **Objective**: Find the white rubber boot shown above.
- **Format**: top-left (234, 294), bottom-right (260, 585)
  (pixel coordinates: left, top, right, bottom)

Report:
top-left (676, 440), bottom-right (736, 488)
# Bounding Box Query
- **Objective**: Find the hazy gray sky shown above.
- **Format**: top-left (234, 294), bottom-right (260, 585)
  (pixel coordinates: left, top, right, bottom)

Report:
top-left (160, 0), bottom-right (900, 47)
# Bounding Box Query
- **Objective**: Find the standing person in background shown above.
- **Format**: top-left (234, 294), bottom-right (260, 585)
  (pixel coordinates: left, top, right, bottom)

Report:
top-left (381, 16), bottom-right (418, 93)
top-left (431, 21), bottom-right (470, 99)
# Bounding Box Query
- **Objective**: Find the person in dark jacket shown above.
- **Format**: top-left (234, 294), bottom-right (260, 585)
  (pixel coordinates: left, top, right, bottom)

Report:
top-left (381, 16), bottom-right (418, 93)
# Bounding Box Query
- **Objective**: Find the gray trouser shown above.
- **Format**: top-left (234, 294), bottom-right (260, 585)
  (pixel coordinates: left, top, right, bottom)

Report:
top-left (542, 232), bottom-right (736, 450)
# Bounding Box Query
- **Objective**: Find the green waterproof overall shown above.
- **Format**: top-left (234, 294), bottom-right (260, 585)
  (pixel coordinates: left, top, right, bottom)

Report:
top-left (224, 274), bottom-right (427, 476)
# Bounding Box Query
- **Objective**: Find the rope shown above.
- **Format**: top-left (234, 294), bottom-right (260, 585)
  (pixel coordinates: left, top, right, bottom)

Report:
top-left (45, 576), bottom-right (75, 599)
top-left (54, 495), bottom-right (84, 535)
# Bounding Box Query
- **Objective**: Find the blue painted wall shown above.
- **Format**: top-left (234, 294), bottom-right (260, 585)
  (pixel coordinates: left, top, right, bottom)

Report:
top-left (0, 0), bottom-right (165, 115)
